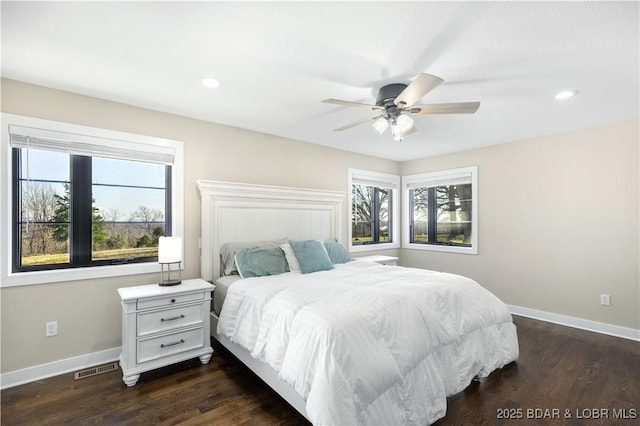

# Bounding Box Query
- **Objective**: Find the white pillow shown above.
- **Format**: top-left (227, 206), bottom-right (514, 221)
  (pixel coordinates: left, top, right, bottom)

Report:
top-left (280, 243), bottom-right (301, 273)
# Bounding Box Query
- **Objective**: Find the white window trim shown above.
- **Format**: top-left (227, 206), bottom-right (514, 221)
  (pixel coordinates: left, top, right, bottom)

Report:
top-left (348, 168), bottom-right (400, 253)
top-left (0, 113), bottom-right (184, 287)
top-left (402, 166), bottom-right (478, 255)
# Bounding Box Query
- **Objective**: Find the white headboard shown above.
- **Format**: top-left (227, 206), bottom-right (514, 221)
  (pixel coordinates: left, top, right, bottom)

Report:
top-left (197, 180), bottom-right (345, 281)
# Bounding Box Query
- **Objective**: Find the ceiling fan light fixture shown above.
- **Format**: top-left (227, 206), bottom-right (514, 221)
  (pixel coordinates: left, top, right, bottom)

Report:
top-left (391, 123), bottom-right (405, 142)
top-left (396, 114), bottom-right (414, 133)
top-left (372, 117), bottom-right (389, 135)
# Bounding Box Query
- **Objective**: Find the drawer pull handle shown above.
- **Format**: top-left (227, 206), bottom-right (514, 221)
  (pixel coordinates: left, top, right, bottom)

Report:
top-left (161, 339), bottom-right (185, 348)
top-left (171, 298), bottom-right (176, 303)
top-left (161, 314), bottom-right (185, 322)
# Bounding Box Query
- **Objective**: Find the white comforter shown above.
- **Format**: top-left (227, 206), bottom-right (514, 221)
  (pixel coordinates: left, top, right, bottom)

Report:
top-left (218, 261), bottom-right (519, 425)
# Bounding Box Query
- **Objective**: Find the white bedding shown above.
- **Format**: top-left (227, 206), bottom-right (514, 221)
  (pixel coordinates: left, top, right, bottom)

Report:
top-left (218, 261), bottom-right (519, 425)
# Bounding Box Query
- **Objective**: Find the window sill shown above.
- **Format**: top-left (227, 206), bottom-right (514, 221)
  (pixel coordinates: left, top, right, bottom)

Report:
top-left (403, 242), bottom-right (477, 255)
top-left (1, 262), bottom-right (163, 287)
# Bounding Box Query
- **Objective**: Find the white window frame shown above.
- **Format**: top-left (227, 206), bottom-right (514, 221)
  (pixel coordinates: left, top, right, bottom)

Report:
top-left (402, 166), bottom-right (478, 255)
top-left (0, 113), bottom-right (184, 287)
top-left (348, 168), bottom-right (400, 253)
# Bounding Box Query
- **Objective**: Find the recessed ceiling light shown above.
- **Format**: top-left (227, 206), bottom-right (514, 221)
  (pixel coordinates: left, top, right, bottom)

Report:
top-left (201, 77), bottom-right (222, 89)
top-left (555, 90), bottom-right (579, 100)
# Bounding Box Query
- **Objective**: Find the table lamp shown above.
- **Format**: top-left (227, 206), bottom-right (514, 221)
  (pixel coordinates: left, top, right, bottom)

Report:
top-left (158, 236), bottom-right (182, 286)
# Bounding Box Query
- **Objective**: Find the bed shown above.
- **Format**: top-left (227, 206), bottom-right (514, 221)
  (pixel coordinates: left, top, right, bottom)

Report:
top-left (198, 180), bottom-right (519, 425)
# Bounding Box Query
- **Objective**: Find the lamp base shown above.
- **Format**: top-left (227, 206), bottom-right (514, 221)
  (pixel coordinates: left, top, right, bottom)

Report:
top-left (159, 261), bottom-right (182, 287)
top-left (159, 279), bottom-right (182, 287)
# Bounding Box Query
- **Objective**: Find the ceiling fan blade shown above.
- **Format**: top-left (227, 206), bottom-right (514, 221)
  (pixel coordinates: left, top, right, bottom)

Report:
top-left (334, 114), bottom-right (382, 131)
top-left (409, 101), bottom-right (480, 114)
top-left (394, 73), bottom-right (444, 107)
top-left (323, 98), bottom-right (383, 111)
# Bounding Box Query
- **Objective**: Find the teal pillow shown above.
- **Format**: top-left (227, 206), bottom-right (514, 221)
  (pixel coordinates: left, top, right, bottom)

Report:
top-left (234, 246), bottom-right (289, 278)
top-left (323, 241), bottom-right (352, 264)
top-left (289, 240), bottom-right (334, 274)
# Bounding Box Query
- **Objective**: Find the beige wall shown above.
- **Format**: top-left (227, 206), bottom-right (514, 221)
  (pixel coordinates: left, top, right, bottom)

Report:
top-left (0, 79), bottom-right (399, 373)
top-left (400, 119), bottom-right (640, 330)
top-left (1, 78), bottom-right (638, 376)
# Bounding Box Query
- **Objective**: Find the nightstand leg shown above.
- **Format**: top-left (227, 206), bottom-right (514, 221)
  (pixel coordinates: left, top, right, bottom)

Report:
top-left (199, 352), bottom-right (212, 364)
top-left (123, 373), bottom-right (140, 387)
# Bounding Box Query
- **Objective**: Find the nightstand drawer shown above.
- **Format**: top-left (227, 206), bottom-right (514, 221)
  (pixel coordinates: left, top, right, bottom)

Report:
top-left (137, 326), bottom-right (204, 364)
top-left (136, 291), bottom-right (204, 310)
top-left (137, 303), bottom-right (204, 337)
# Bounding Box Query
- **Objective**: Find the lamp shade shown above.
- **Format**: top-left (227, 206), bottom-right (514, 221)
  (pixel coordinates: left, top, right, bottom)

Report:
top-left (158, 237), bottom-right (182, 263)
top-left (391, 123), bottom-right (404, 141)
top-left (396, 114), bottom-right (414, 132)
top-left (372, 117), bottom-right (389, 135)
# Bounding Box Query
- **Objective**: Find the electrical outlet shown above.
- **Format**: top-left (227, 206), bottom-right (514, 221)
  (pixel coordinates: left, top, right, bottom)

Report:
top-left (600, 294), bottom-right (611, 306)
top-left (45, 321), bottom-right (58, 337)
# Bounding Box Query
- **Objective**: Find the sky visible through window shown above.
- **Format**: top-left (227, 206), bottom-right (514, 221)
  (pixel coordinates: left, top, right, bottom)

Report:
top-left (93, 156), bottom-right (165, 221)
top-left (23, 149), bottom-right (165, 221)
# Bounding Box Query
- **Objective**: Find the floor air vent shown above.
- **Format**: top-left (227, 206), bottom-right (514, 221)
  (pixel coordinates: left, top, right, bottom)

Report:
top-left (74, 361), bottom-right (119, 380)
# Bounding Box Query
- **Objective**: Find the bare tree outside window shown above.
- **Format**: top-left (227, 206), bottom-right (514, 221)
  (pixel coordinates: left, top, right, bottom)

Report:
top-left (352, 184), bottom-right (390, 244)
top-left (410, 184), bottom-right (472, 246)
top-left (19, 182), bottom-right (68, 264)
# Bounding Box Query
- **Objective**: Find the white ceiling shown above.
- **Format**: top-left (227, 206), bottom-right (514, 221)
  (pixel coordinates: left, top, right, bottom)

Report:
top-left (2, 1), bottom-right (638, 162)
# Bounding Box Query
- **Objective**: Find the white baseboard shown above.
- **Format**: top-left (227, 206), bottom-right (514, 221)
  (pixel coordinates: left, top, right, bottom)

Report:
top-left (509, 304), bottom-right (640, 341)
top-left (0, 346), bottom-right (121, 390)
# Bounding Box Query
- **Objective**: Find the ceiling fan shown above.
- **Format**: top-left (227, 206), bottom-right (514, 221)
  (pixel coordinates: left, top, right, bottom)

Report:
top-left (322, 73), bottom-right (480, 142)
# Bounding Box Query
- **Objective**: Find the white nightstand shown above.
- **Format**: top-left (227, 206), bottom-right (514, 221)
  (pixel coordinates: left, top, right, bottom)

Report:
top-left (118, 278), bottom-right (214, 386)
top-left (353, 255), bottom-right (399, 266)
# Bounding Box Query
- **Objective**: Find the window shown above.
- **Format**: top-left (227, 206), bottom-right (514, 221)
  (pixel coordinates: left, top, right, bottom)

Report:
top-left (348, 169), bottom-right (400, 252)
top-left (13, 152), bottom-right (171, 271)
top-left (352, 185), bottom-right (391, 245)
top-left (1, 114), bottom-right (184, 286)
top-left (91, 157), bottom-right (169, 263)
top-left (402, 167), bottom-right (478, 254)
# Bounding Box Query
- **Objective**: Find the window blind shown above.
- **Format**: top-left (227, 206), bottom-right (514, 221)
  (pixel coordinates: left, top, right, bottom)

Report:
top-left (9, 125), bottom-right (175, 165)
top-left (405, 170), bottom-right (472, 189)
top-left (351, 174), bottom-right (398, 190)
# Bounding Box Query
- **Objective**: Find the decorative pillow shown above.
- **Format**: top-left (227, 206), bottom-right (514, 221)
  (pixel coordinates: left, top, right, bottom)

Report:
top-left (234, 246), bottom-right (289, 279)
top-left (220, 238), bottom-right (288, 275)
top-left (323, 240), bottom-right (352, 264)
top-left (289, 240), bottom-right (334, 274)
top-left (280, 243), bottom-right (301, 273)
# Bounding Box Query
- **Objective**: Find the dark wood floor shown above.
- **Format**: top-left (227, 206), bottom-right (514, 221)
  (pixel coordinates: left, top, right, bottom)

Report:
top-left (2, 315), bottom-right (638, 425)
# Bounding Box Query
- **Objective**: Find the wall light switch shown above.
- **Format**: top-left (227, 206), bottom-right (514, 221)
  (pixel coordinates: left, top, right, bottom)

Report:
top-left (600, 294), bottom-right (611, 306)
